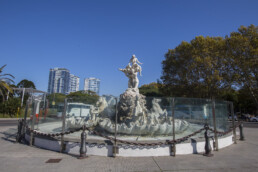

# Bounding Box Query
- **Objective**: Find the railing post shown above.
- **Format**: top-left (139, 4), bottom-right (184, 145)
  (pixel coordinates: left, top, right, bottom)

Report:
top-left (212, 99), bottom-right (218, 151)
top-left (30, 100), bottom-right (37, 146)
top-left (18, 100), bottom-right (29, 143)
top-left (60, 98), bottom-right (67, 153)
top-left (203, 124), bottom-right (213, 157)
top-left (16, 119), bottom-right (23, 143)
top-left (113, 98), bottom-right (119, 157)
top-left (230, 102), bottom-right (237, 144)
top-left (239, 123), bottom-right (245, 141)
top-left (171, 98), bottom-right (176, 156)
top-left (24, 99), bottom-right (29, 122)
top-left (44, 99), bottom-right (48, 120)
top-left (78, 125), bottom-right (87, 159)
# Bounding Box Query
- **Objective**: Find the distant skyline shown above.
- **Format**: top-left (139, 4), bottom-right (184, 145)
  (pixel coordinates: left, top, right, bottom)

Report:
top-left (1, 0), bottom-right (258, 96)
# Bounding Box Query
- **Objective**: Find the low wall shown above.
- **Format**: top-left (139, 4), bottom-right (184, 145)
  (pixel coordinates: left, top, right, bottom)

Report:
top-left (25, 133), bottom-right (234, 157)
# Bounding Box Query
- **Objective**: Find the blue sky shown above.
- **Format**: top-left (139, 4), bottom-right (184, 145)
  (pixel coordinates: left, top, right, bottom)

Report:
top-left (0, 0), bottom-right (257, 96)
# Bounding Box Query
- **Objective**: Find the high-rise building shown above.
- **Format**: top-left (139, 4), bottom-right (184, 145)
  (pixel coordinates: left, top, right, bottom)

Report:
top-left (48, 68), bottom-right (70, 94)
top-left (84, 77), bottom-right (100, 95)
top-left (69, 74), bottom-right (80, 93)
top-left (48, 68), bottom-right (80, 94)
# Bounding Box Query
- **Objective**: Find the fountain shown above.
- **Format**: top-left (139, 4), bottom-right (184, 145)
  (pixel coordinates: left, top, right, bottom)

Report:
top-left (23, 54), bottom-right (233, 157)
top-left (66, 55), bottom-right (190, 136)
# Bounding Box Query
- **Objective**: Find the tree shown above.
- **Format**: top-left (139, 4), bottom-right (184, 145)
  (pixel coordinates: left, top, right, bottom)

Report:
top-left (161, 24), bottom-right (258, 113)
top-left (0, 65), bottom-right (14, 101)
top-left (15, 79), bottom-right (36, 106)
top-left (67, 91), bottom-right (99, 104)
top-left (0, 97), bottom-right (21, 117)
top-left (237, 87), bottom-right (257, 114)
top-left (17, 79), bottom-right (36, 89)
top-left (161, 36), bottom-right (227, 98)
top-left (139, 82), bottom-right (163, 97)
top-left (225, 25), bottom-right (258, 110)
top-left (47, 93), bottom-right (66, 107)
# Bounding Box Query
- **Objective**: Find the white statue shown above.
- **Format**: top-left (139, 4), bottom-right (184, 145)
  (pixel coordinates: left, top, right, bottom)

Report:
top-left (66, 55), bottom-right (191, 136)
top-left (119, 54), bottom-right (142, 89)
top-left (130, 54), bottom-right (142, 76)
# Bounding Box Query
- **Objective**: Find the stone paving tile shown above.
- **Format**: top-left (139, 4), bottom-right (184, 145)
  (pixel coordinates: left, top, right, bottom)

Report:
top-left (153, 128), bottom-right (258, 172)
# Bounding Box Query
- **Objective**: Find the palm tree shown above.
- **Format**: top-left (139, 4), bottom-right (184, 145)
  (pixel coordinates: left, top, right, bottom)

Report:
top-left (0, 65), bottom-right (14, 101)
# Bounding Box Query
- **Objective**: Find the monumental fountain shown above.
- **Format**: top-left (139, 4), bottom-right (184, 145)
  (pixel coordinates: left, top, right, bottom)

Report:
top-left (22, 54), bottom-right (234, 157)
top-left (66, 54), bottom-right (190, 136)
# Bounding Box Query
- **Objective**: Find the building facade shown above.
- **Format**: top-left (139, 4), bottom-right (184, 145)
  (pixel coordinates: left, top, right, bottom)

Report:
top-left (69, 74), bottom-right (80, 93)
top-left (84, 77), bottom-right (100, 95)
top-left (47, 68), bottom-right (80, 94)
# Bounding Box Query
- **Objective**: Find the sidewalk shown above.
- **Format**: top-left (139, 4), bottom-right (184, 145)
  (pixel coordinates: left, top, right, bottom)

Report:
top-left (0, 126), bottom-right (257, 172)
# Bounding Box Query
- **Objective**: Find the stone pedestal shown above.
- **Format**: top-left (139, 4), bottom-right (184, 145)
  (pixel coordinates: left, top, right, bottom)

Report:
top-left (117, 88), bottom-right (147, 123)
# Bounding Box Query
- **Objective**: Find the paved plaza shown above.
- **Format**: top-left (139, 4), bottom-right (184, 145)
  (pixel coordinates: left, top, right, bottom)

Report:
top-left (0, 121), bottom-right (257, 172)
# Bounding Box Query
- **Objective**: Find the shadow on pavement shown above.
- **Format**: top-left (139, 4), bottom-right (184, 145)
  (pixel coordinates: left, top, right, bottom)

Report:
top-left (0, 128), bottom-right (17, 143)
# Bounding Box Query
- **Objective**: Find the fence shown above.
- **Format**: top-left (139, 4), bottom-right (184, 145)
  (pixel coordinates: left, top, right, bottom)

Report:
top-left (18, 95), bottom-right (242, 156)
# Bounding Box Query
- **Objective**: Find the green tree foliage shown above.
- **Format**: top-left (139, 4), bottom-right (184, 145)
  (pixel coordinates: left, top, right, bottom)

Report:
top-left (0, 97), bottom-right (21, 117)
top-left (161, 36), bottom-right (227, 98)
top-left (67, 90), bottom-right (99, 104)
top-left (47, 93), bottom-right (66, 106)
top-left (0, 65), bottom-right (14, 101)
top-left (139, 82), bottom-right (163, 97)
top-left (237, 87), bottom-right (257, 114)
top-left (225, 25), bottom-right (258, 109)
top-left (16, 79), bottom-right (36, 106)
top-left (161, 25), bottom-right (258, 113)
top-left (17, 79), bottom-right (36, 89)
top-left (47, 91), bottom-right (99, 109)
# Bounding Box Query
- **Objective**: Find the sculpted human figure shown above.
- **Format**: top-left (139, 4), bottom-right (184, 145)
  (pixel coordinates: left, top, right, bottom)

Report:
top-left (131, 67), bottom-right (139, 88)
top-left (119, 54), bottom-right (142, 89)
top-left (119, 63), bottom-right (133, 88)
top-left (130, 54), bottom-right (142, 76)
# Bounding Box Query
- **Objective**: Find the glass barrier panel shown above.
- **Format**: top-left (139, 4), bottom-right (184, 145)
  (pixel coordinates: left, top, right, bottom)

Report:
top-left (174, 97), bottom-right (211, 140)
top-left (26, 99), bottom-right (34, 129)
top-left (35, 97), bottom-right (64, 134)
top-left (30, 94), bottom-right (232, 144)
top-left (214, 100), bottom-right (230, 132)
top-left (64, 95), bottom-right (117, 141)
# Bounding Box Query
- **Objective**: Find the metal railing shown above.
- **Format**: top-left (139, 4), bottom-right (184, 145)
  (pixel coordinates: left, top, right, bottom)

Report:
top-left (16, 96), bottom-right (243, 157)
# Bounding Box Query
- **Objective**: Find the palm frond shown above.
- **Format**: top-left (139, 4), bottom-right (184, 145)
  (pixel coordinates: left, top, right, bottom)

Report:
top-left (0, 77), bottom-right (14, 83)
top-left (0, 65), bottom-right (7, 73)
top-left (0, 81), bottom-right (13, 94)
top-left (0, 89), bottom-right (5, 101)
top-left (0, 73), bottom-right (15, 79)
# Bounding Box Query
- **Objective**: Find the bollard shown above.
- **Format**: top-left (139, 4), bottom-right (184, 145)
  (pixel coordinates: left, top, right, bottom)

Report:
top-left (113, 145), bottom-right (119, 157)
top-left (113, 98), bottom-right (119, 157)
top-left (203, 124), bottom-right (213, 157)
top-left (171, 98), bottom-right (176, 157)
top-left (16, 119), bottom-right (23, 143)
top-left (170, 143), bottom-right (176, 156)
top-left (21, 119), bottom-right (26, 140)
top-left (239, 123), bottom-right (245, 141)
top-left (78, 125), bottom-right (87, 159)
top-left (60, 98), bottom-right (67, 153)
